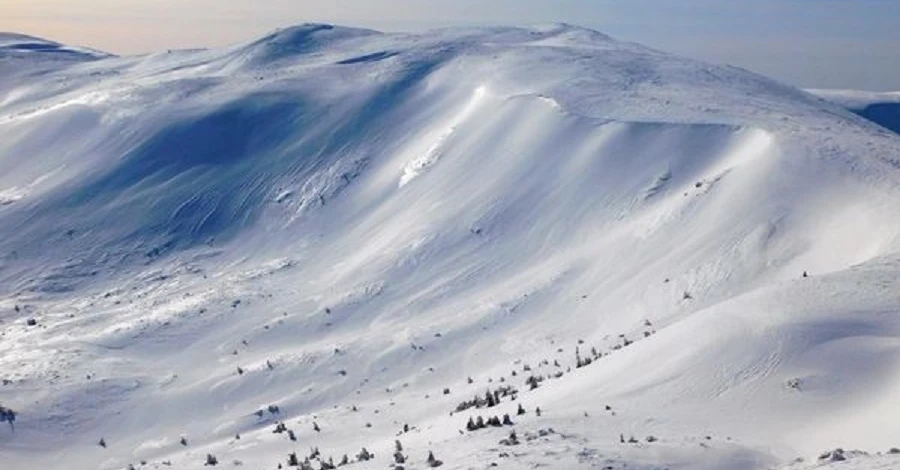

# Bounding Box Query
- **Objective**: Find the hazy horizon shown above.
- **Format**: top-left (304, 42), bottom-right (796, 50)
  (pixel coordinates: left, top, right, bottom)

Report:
top-left (3, 0), bottom-right (899, 91)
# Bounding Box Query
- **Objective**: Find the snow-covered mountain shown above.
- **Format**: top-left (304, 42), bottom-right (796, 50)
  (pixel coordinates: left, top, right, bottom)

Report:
top-left (1, 24), bottom-right (899, 470)
top-left (810, 89), bottom-right (900, 135)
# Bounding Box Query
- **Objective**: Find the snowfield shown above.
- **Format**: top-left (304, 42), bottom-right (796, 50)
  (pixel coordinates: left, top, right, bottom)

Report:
top-left (1, 24), bottom-right (900, 470)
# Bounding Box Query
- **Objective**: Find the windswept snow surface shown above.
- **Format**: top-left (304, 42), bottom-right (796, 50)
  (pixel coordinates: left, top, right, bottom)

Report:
top-left (1, 23), bottom-right (900, 470)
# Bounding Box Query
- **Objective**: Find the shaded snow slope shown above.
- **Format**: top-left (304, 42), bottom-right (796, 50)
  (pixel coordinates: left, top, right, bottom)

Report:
top-left (1, 24), bottom-right (900, 470)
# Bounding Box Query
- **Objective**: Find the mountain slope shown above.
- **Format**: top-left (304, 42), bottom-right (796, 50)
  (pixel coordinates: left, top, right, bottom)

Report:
top-left (1, 24), bottom-right (900, 470)
top-left (810, 89), bottom-right (900, 134)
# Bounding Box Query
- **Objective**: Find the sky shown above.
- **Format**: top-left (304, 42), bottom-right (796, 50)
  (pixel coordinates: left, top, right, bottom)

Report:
top-left (2, 0), bottom-right (898, 91)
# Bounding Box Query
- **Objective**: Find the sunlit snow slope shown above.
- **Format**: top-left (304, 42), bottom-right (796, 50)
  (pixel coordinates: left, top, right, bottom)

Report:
top-left (2, 24), bottom-right (900, 470)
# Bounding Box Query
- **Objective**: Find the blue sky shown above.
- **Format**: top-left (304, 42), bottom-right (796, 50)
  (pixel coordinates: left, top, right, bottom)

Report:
top-left (3, 0), bottom-right (898, 90)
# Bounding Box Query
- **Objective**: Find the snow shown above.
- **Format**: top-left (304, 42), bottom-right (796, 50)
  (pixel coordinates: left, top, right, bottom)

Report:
top-left (399, 85), bottom-right (489, 188)
top-left (1, 23), bottom-right (900, 470)
top-left (809, 89), bottom-right (900, 110)
top-left (810, 89), bottom-right (900, 134)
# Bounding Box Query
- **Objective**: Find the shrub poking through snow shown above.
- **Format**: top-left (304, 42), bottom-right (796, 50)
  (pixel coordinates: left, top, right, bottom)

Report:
top-left (0, 406), bottom-right (16, 430)
top-left (205, 453), bottom-right (218, 466)
top-left (818, 449), bottom-right (847, 462)
top-left (526, 375), bottom-right (544, 390)
top-left (393, 440), bottom-right (406, 464)
top-left (356, 447), bottom-right (372, 461)
top-left (500, 430), bottom-right (519, 446)
top-left (454, 386), bottom-right (518, 412)
top-left (426, 450), bottom-right (443, 467)
top-left (466, 413), bottom-right (514, 432)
